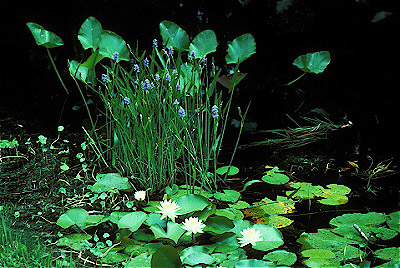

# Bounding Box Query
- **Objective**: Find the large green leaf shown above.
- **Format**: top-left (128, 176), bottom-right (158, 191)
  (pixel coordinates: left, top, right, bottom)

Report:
top-left (26, 22), bottom-right (64, 48)
top-left (159, 20), bottom-right (190, 51)
top-left (175, 194), bottom-right (211, 214)
top-left (78, 16), bottom-right (103, 50)
top-left (89, 173), bottom-right (133, 193)
top-left (261, 166), bottom-right (290, 185)
top-left (189, 30), bottom-right (218, 58)
top-left (225, 33), bottom-right (256, 64)
top-left (252, 223), bottom-right (284, 251)
top-left (292, 51), bottom-right (331, 74)
top-left (98, 30), bottom-right (130, 62)
top-left (56, 233), bottom-right (92, 251)
top-left (118, 211), bottom-right (148, 232)
top-left (263, 250), bottom-right (297, 266)
top-left (56, 208), bottom-right (89, 229)
top-left (235, 259), bottom-right (275, 268)
top-left (204, 216), bottom-right (235, 234)
top-left (150, 222), bottom-right (185, 244)
top-left (151, 245), bottom-right (183, 268)
top-left (181, 246), bottom-right (215, 266)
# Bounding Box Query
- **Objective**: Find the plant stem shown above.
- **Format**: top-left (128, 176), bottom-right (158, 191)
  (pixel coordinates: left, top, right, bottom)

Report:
top-left (46, 48), bottom-right (69, 94)
top-left (286, 72), bottom-right (306, 86)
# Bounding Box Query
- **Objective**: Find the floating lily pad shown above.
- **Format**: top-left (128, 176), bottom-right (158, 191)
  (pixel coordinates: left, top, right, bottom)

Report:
top-left (101, 252), bottom-right (130, 264)
top-left (263, 250), bottom-right (297, 266)
top-left (56, 208), bottom-right (89, 229)
top-left (89, 173), bottom-right (133, 193)
top-left (56, 233), bottom-right (92, 251)
top-left (374, 247), bottom-right (400, 261)
top-left (261, 166), bottom-right (290, 185)
top-left (214, 189), bottom-right (241, 202)
top-left (386, 211), bottom-right (400, 232)
top-left (216, 165), bottom-right (239, 176)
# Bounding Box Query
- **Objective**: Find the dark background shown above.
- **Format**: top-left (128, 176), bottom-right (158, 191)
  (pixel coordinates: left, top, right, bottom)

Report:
top-left (1, 0), bottom-right (399, 159)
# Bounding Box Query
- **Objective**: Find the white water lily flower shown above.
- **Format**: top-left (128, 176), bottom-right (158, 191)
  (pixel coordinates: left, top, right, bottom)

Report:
top-left (237, 227), bottom-right (263, 247)
top-left (181, 217), bottom-right (206, 235)
top-left (134, 190), bottom-right (146, 201)
top-left (156, 199), bottom-right (182, 222)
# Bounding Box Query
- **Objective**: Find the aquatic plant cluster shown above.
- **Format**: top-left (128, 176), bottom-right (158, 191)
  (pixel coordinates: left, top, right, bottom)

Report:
top-left (22, 16), bottom-right (399, 267)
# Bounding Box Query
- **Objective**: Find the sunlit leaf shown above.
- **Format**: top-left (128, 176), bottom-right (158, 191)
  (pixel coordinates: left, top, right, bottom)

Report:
top-left (189, 29), bottom-right (218, 58)
top-left (159, 20), bottom-right (190, 51)
top-left (151, 245), bottom-right (183, 268)
top-left (226, 33), bottom-right (256, 64)
top-left (78, 16), bottom-right (103, 50)
top-left (26, 22), bottom-right (64, 48)
top-left (98, 30), bottom-right (130, 62)
top-left (293, 51), bottom-right (330, 74)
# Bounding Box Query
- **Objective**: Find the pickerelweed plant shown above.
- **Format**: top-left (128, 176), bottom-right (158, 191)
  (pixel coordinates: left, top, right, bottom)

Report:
top-left (27, 17), bottom-right (256, 193)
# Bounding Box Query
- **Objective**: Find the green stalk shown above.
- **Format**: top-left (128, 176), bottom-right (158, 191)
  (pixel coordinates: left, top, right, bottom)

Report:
top-left (46, 48), bottom-right (69, 94)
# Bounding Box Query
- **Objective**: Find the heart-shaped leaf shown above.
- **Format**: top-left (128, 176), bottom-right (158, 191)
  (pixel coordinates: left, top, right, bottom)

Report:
top-left (56, 208), bottom-right (89, 229)
top-left (98, 30), bottom-right (130, 62)
top-left (225, 33), bottom-right (256, 64)
top-left (118, 211), bottom-right (148, 232)
top-left (151, 245), bottom-right (183, 268)
top-left (78, 16), bottom-right (103, 50)
top-left (150, 222), bottom-right (185, 244)
top-left (292, 51), bottom-right (330, 74)
top-left (90, 173), bottom-right (133, 193)
top-left (189, 30), bottom-right (218, 58)
top-left (26, 22), bottom-right (64, 48)
top-left (159, 20), bottom-right (189, 52)
top-left (175, 194), bottom-right (211, 214)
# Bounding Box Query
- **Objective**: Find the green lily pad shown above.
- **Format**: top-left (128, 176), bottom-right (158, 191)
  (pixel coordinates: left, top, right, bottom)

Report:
top-left (181, 246), bottom-right (214, 266)
top-left (118, 211), bottom-right (148, 232)
top-left (175, 194), bottom-right (211, 214)
top-left (90, 173), bottom-right (133, 193)
top-left (263, 250), bottom-right (297, 266)
top-left (252, 223), bottom-right (285, 251)
top-left (150, 222), bottom-right (185, 244)
top-left (216, 165), bottom-right (239, 176)
top-left (330, 212), bottom-right (387, 227)
top-left (56, 208), bottom-right (89, 229)
top-left (293, 51), bottom-right (331, 74)
top-left (235, 259), bottom-right (274, 268)
top-left (26, 22), bottom-right (64, 48)
top-left (386, 211), bottom-right (400, 232)
top-left (301, 249), bottom-right (336, 258)
top-left (214, 190), bottom-right (241, 202)
top-left (56, 233), bottom-right (92, 251)
top-left (204, 216), bottom-right (235, 235)
top-left (101, 252), bottom-right (130, 264)
top-left (261, 167), bottom-right (290, 185)
top-left (374, 248), bottom-right (400, 261)
top-left (151, 245), bottom-right (183, 268)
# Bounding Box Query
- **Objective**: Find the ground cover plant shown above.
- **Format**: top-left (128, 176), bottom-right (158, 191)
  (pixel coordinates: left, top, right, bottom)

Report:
top-left (1, 15), bottom-right (394, 267)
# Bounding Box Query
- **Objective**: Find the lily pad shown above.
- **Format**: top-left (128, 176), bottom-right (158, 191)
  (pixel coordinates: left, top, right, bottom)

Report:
top-left (216, 165), bottom-right (239, 176)
top-left (263, 250), bottom-right (297, 266)
top-left (175, 194), bottom-right (211, 214)
top-left (56, 208), bottom-right (89, 229)
top-left (151, 245), bottom-right (183, 268)
top-left (374, 247), bottom-right (400, 261)
top-left (214, 190), bottom-right (241, 203)
top-left (261, 167), bottom-right (290, 185)
top-left (118, 211), bottom-right (148, 232)
top-left (56, 233), bottom-right (92, 251)
top-left (90, 173), bottom-right (133, 193)
top-left (101, 252), bottom-right (130, 264)
top-left (204, 216), bottom-right (235, 235)
top-left (293, 51), bottom-right (330, 74)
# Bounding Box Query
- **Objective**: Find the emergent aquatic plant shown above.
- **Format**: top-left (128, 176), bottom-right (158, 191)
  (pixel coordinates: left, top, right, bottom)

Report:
top-left (27, 17), bottom-right (256, 193)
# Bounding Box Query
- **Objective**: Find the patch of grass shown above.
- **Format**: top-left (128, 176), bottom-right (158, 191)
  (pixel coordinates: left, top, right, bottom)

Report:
top-left (0, 204), bottom-right (76, 268)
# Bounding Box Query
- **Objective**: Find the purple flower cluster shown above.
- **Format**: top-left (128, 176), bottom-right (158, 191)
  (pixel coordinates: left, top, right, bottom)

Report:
top-left (211, 105), bottom-right (219, 118)
top-left (178, 107), bottom-right (186, 118)
top-left (113, 52), bottom-right (119, 61)
top-left (133, 64), bottom-right (140, 73)
top-left (102, 74), bottom-right (109, 83)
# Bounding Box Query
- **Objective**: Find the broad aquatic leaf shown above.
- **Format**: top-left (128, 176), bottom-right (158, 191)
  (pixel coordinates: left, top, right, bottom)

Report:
top-left (159, 20), bottom-right (190, 51)
top-left (98, 30), bottom-right (130, 62)
top-left (330, 212), bottom-right (387, 227)
top-left (217, 73), bottom-right (247, 90)
top-left (215, 208), bottom-right (244, 220)
top-left (204, 216), bottom-right (235, 234)
top-left (26, 22), bottom-right (63, 48)
top-left (386, 211), bottom-right (400, 232)
top-left (118, 211), bottom-right (148, 232)
top-left (124, 253), bottom-right (151, 268)
top-left (235, 259), bottom-right (274, 268)
top-left (293, 51), bottom-right (331, 74)
top-left (225, 33), bottom-right (256, 64)
top-left (374, 247), bottom-right (400, 261)
top-left (261, 167), bottom-right (290, 185)
top-left (151, 245), bottom-right (183, 268)
top-left (56, 233), bottom-right (92, 251)
top-left (301, 249), bottom-right (336, 258)
top-left (80, 214), bottom-right (108, 229)
top-left (78, 16), bottom-right (103, 50)
top-left (181, 246), bottom-right (214, 266)
top-left (252, 223), bottom-right (284, 251)
top-left (56, 208), bottom-right (89, 229)
top-left (214, 190), bottom-right (241, 203)
top-left (276, 0), bottom-right (294, 14)
top-left (216, 165), bottom-right (239, 176)
top-left (90, 173), bottom-right (133, 193)
top-left (68, 60), bottom-right (90, 83)
top-left (150, 222), bottom-right (185, 244)
top-left (263, 250), bottom-right (297, 266)
top-left (101, 252), bottom-right (130, 264)
top-left (189, 29), bottom-right (218, 58)
top-left (175, 194), bottom-right (211, 214)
